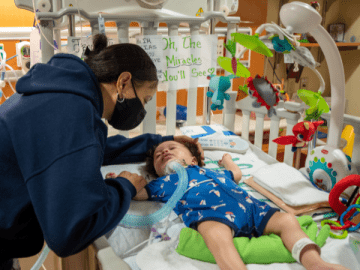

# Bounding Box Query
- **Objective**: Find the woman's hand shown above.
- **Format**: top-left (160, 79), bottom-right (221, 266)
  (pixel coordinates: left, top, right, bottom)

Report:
top-left (174, 135), bottom-right (205, 165)
top-left (105, 171), bottom-right (147, 193)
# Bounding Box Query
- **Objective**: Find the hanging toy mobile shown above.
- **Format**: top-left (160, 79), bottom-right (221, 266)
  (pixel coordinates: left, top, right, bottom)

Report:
top-left (247, 75), bottom-right (280, 117)
top-left (209, 39), bottom-right (251, 111)
top-left (298, 89), bottom-right (330, 121)
top-left (217, 39), bottom-right (251, 78)
top-left (206, 74), bottom-right (237, 111)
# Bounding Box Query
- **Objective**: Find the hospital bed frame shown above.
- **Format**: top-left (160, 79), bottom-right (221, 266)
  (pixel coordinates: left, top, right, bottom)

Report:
top-left (13, 3), bottom-right (360, 269)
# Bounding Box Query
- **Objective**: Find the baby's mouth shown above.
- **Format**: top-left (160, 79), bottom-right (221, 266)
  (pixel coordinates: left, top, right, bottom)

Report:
top-left (163, 154), bottom-right (173, 161)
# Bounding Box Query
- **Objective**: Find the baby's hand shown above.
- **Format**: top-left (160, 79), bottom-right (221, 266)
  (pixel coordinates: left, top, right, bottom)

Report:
top-left (218, 153), bottom-right (232, 167)
top-left (105, 172), bottom-right (117, 179)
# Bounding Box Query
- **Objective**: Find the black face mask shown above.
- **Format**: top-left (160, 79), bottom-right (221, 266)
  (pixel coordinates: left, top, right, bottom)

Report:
top-left (108, 81), bottom-right (147, 130)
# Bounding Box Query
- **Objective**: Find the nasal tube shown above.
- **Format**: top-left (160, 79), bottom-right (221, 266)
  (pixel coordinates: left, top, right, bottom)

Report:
top-left (31, 161), bottom-right (188, 270)
top-left (118, 160), bottom-right (188, 228)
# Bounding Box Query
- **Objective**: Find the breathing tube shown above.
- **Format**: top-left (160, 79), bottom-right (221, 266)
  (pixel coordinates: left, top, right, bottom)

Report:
top-left (118, 160), bottom-right (189, 229)
top-left (31, 160), bottom-right (188, 270)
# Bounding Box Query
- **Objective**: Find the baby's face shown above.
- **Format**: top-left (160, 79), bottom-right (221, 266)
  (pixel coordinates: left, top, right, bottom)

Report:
top-left (153, 141), bottom-right (197, 176)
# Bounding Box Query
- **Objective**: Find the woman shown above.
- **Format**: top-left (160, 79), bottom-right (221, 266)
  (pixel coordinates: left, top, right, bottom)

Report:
top-left (0, 34), bottom-right (203, 269)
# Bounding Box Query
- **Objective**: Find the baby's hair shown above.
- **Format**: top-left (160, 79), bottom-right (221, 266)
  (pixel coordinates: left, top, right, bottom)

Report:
top-left (144, 141), bottom-right (203, 178)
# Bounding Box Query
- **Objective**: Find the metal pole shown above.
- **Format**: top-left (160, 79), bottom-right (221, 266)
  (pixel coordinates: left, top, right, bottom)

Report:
top-left (68, 15), bottom-right (75, 37)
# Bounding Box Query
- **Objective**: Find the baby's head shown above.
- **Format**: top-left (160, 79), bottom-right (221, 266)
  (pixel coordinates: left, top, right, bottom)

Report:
top-left (144, 141), bottom-right (203, 177)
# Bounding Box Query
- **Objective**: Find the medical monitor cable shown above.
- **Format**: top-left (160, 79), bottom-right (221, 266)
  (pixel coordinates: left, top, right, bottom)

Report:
top-left (32, 0), bottom-right (57, 51)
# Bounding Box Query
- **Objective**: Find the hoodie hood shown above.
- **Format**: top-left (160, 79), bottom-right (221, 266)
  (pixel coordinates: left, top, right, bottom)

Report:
top-left (16, 53), bottom-right (103, 115)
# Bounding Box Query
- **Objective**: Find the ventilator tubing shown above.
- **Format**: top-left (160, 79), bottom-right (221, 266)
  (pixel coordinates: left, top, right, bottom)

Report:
top-left (30, 244), bottom-right (50, 270)
top-left (118, 160), bottom-right (188, 229)
top-left (31, 161), bottom-right (188, 269)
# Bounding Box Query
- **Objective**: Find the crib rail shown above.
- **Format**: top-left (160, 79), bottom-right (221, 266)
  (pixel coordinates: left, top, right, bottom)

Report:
top-left (227, 95), bottom-right (302, 166)
top-left (321, 112), bottom-right (360, 173)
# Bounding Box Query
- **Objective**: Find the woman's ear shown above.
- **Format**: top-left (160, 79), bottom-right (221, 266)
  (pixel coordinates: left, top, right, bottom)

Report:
top-left (116, 72), bottom-right (132, 94)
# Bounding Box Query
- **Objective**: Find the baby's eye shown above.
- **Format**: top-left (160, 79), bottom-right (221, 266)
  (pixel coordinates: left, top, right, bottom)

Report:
top-left (297, 134), bottom-right (304, 140)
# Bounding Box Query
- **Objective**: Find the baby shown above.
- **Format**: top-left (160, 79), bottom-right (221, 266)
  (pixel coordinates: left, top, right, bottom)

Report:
top-left (107, 141), bottom-right (349, 270)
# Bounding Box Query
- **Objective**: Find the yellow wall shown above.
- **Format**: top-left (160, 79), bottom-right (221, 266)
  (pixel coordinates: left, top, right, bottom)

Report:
top-left (265, 0), bottom-right (360, 117)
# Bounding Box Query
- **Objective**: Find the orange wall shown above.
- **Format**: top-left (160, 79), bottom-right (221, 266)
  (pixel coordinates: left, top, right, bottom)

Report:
top-left (0, 0), bottom-right (34, 105)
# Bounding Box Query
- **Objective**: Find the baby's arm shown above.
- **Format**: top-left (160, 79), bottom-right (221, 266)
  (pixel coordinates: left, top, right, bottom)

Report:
top-left (218, 154), bottom-right (242, 183)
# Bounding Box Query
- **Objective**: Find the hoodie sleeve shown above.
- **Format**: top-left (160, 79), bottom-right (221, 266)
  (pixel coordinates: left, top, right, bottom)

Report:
top-left (9, 94), bottom-right (138, 257)
top-left (103, 134), bottom-right (174, 165)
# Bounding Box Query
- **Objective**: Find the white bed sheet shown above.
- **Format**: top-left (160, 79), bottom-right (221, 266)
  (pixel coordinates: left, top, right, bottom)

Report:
top-left (101, 147), bottom-right (360, 270)
top-left (133, 233), bottom-right (360, 270)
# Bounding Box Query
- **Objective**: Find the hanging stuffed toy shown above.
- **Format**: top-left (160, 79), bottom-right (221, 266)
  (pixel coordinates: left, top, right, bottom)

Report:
top-left (273, 121), bottom-right (323, 152)
top-left (247, 75), bottom-right (280, 117)
top-left (207, 74), bottom-right (236, 111)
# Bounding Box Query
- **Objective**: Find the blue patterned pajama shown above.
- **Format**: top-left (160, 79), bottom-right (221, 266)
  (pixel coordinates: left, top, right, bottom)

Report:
top-left (145, 166), bottom-right (279, 238)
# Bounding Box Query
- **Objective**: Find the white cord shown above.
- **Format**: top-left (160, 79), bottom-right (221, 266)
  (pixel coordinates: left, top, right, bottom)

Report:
top-left (74, 0), bottom-right (83, 39)
top-left (5, 64), bottom-right (18, 94)
top-left (32, 0), bottom-right (57, 51)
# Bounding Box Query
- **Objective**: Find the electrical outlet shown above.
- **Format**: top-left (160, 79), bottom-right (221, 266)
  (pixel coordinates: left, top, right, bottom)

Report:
top-left (235, 42), bottom-right (245, 59)
top-left (217, 39), bottom-right (225, 58)
top-left (300, 77), bottom-right (308, 89)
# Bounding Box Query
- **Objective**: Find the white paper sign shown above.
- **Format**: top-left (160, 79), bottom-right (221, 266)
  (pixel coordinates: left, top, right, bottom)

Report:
top-left (136, 34), bottom-right (217, 91)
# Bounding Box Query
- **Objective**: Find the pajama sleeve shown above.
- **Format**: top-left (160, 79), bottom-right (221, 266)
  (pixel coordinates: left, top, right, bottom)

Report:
top-left (145, 174), bottom-right (178, 203)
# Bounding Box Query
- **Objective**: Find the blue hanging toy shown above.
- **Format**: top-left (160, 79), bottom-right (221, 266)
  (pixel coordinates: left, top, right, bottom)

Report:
top-left (207, 74), bottom-right (237, 111)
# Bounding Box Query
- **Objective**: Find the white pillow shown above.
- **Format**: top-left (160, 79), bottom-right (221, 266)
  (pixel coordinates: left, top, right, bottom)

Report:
top-left (252, 163), bottom-right (329, 206)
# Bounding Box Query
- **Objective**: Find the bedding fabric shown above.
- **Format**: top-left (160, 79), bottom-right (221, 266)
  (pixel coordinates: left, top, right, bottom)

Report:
top-left (252, 163), bottom-right (329, 206)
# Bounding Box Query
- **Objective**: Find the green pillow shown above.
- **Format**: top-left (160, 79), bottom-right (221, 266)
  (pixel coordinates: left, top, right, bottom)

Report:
top-left (176, 215), bottom-right (330, 264)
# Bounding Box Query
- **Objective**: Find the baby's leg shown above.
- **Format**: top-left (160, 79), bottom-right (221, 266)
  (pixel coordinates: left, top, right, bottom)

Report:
top-left (263, 212), bottom-right (349, 270)
top-left (197, 221), bottom-right (247, 270)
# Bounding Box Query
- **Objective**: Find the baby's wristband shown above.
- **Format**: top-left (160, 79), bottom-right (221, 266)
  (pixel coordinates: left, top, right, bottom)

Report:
top-left (292, 238), bottom-right (321, 264)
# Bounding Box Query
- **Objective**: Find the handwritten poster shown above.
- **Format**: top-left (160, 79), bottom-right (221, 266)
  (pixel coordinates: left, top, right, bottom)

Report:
top-left (136, 34), bottom-right (218, 91)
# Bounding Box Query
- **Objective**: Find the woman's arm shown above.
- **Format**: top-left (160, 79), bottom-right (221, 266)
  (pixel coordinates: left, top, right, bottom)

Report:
top-left (218, 154), bottom-right (242, 183)
top-left (103, 134), bottom-right (174, 165)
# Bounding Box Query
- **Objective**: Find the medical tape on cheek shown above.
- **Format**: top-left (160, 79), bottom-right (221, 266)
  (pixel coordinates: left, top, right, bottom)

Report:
top-left (291, 238), bottom-right (321, 264)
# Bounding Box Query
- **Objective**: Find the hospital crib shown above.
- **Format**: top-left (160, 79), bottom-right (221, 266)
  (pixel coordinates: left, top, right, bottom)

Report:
top-left (13, 1), bottom-right (360, 269)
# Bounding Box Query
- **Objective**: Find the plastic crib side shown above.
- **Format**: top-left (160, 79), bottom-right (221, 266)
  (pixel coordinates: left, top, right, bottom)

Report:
top-left (93, 237), bottom-right (132, 270)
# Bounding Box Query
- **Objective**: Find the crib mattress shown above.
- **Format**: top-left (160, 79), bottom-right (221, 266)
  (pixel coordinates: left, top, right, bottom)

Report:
top-left (99, 146), bottom-right (359, 270)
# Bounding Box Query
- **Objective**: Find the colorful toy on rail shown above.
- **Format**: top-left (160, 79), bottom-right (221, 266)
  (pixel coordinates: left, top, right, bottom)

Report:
top-left (305, 146), bottom-right (355, 192)
top-left (273, 121), bottom-right (323, 152)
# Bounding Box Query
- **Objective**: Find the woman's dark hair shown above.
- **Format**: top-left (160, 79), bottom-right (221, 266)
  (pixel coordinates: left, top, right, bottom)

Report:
top-left (144, 141), bottom-right (203, 178)
top-left (84, 34), bottom-right (158, 86)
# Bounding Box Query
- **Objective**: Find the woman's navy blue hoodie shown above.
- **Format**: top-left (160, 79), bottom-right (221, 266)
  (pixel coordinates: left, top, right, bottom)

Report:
top-left (0, 53), bottom-right (172, 259)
